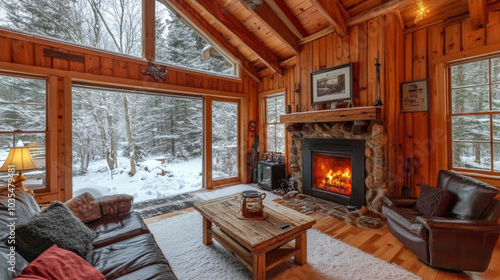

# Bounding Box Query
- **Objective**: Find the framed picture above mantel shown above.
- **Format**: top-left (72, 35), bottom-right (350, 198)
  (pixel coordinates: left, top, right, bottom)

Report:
top-left (311, 63), bottom-right (353, 105)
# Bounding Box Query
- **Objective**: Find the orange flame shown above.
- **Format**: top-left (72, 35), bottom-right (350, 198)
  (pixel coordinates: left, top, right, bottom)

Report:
top-left (318, 168), bottom-right (352, 196)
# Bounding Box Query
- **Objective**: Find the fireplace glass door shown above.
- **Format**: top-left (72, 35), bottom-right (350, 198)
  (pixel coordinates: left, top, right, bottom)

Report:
top-left (312, 153), bottom-right (352, 197)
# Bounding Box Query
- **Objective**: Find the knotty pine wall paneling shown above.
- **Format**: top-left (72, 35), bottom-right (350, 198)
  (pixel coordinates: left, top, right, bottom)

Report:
top-left (401, 10), bottom-right (500, 190)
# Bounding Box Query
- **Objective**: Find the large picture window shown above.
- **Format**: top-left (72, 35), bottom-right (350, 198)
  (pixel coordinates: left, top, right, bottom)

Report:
top-left (265, 95), bottom-right (285, 153)
top-left (449, 57), bottom-right (500, 173)
top-left (72, 87), bottom-right (203, 202)
top-left (0, 0), bottom-right (143, 57)
top-left (0, 74), bottom-right (47, 190)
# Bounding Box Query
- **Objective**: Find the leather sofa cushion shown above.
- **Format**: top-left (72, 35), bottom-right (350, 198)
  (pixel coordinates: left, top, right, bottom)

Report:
top-left (0, 188), bottom-right (38, 279)
top-left (91, 233), bottom-right (170, 279)
top-left (382, 206), bottom-right (427, 239)
top-left (114, 264), bottom-right (177, 280)
top-left (0, 245), bottom-right (29, 280)
top-left (0, 187), bottom-right (40, 232)
top-left (87, 211), bottom-right (150, 248)
top-left (439, 171), bottom-right (498, 219)
top-left (65, 192), bottom-right (102, 223)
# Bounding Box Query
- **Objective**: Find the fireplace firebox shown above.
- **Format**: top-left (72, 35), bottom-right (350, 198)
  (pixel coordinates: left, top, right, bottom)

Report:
top-left (303, 138), bottom-right (365, 209)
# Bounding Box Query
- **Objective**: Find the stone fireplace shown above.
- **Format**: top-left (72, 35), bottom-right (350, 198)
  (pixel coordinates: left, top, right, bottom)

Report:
top-left (302, 138), bottom-right (365, 209)
top-left (288, 120), bottom-right (389, 213)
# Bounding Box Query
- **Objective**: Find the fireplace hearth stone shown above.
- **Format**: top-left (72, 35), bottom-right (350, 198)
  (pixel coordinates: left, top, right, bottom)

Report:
top-left (289, 120), bottom-right (389, 213)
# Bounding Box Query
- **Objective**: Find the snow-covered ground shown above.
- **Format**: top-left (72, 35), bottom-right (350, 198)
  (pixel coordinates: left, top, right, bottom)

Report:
top-left (73, 156), bottom-right (202, 203)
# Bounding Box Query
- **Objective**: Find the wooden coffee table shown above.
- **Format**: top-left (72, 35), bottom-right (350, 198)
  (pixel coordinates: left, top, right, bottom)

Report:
top-left (194, 194), bottom-right (316, 280)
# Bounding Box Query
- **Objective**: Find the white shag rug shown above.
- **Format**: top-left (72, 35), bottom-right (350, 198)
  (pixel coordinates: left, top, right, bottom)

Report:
top-left (149, 211), bottom-right (421, 280)
top-left (193, 184), bottom-right (281, 201)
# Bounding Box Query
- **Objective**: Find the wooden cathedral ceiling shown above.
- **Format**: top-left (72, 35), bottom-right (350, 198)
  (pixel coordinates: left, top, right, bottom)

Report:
top-left (166, 0), bottom-right (500, 78)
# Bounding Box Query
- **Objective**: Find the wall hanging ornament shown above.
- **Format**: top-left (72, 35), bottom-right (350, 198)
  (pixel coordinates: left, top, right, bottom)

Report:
top-left (373, 55), bottom-right (383, 107)
top-left (142, 62), bottom-right (167, 82)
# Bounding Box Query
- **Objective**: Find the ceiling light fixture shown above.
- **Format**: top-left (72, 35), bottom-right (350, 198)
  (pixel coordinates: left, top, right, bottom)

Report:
top-left (414, 0), bottom-right (429, 24)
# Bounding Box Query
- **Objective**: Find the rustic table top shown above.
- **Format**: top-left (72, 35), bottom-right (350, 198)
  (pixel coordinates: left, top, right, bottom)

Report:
top-left (194, 194), bottom-right (316, 253)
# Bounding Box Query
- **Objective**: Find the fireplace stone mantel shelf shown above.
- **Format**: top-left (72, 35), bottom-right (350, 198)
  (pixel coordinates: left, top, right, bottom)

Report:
top-left (280, 107), bottom-right (381, 124)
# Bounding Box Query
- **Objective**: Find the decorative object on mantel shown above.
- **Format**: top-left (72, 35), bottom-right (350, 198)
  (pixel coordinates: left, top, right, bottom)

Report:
top-left (372, 55), bottom-right (383, 107)
top-left (401, 79), bottom-right (429, 112)
top-left (311, 63), bottom-right (353, 105)
top-left (142, 62), bottom-right (167, 82)
top-left (294, 82), bottom-right (300, 112)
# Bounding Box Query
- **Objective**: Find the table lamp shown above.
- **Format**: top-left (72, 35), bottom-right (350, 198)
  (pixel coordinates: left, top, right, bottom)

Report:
top-left (0, 147), bottom-right (39, 194)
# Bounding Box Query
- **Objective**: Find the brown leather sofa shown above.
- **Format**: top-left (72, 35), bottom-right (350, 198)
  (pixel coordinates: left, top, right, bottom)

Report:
top-left (0, 187), bottom-right (177, 280)
top-left (382, 170), bottom-right (500, 272)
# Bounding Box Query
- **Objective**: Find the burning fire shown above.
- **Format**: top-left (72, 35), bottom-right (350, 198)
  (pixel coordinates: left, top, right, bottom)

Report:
top-left (317, 168), bottom-right (352, 196)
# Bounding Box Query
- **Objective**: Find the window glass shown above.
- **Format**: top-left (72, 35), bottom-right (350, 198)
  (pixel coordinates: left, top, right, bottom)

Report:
top-left (72, 87), bottom-right (203, 202)
top-left (265, 95), bottom-right (285, 153)
top-left (449, 58), bottom-right (500, 172)
top-left (212, 101), bottom-right (238, 180)
top-left (155, 1), bottom-right (234, 75)
top-left (0, 75), bottom-right (46, 190)
top-left (1, 0), bottom-right (143, 57)
top-left (451, 60), bottom-right (488, 87)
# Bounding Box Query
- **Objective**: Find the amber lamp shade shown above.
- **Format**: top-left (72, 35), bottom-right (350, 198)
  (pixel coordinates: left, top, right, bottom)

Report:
top-left (0, 147), bottom-right (39, 193)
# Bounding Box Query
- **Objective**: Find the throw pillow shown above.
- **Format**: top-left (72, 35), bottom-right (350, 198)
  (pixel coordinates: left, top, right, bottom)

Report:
top-left (65, 192), bottom-right (102, 223)
top-left (415, 183), bottom-right (455, 217)
top-left (15, 201), bottom-right (96, 262)
top-left (15, 244), bottom-right (105, 280)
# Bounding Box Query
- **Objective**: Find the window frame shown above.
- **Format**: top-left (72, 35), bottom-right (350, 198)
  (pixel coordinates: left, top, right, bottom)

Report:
top-left (258, 90), bottom-right (286, 158)
top-left (447, 55), bottom-right (500, 175)
top-left (264, 94), bottom-right (285, 153)
top-left (0, 72), bottom-right (50, 193)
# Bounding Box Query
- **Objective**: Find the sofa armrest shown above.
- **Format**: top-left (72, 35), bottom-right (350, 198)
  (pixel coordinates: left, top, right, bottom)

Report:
top-left (383, 196), bottom-right (417, 208)
top-left (416, 216), bottom-right (500, 232)
top-left (95, 194), bottom-right (133, 218)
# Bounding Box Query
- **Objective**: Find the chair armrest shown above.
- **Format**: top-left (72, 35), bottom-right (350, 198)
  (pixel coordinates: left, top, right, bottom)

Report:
top-left (416, 216), bottom-right (500, 232)
top-left (383, 196), bottom-right (417, 208)
top-left (95, 194), bottom-right (133, 218)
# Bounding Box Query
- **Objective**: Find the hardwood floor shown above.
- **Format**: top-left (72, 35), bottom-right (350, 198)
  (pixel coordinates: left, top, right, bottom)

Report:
top-left (145, 196), bottom-right (500, 280)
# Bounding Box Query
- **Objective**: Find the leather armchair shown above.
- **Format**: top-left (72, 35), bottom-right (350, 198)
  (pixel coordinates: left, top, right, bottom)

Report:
top-left (383, 170), bottom-right (500, 272)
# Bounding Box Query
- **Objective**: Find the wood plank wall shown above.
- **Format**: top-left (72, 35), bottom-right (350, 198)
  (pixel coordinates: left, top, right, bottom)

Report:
top-left (260, 11), bottom-right (500, 195)
top-left (0, 29), bottom-right (258, 202)
top-left (259, 14), bottom-right (404, 194)
top-left (402, 11), bottom-right (500, 192)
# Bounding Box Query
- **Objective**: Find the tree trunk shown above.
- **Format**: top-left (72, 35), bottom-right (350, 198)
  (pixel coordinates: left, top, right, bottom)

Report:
top-left (170, 107), bottom-right (175, 156)
top-left (122, 94), bottom-right (136, 176)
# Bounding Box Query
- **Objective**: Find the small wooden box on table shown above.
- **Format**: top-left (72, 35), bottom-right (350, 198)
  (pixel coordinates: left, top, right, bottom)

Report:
top-left (194, 194), bottom-right (316, 280)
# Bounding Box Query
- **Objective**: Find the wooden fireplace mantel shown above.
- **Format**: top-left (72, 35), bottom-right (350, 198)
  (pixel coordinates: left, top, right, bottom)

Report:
top-left (280, 107), bottom-right (381, 124)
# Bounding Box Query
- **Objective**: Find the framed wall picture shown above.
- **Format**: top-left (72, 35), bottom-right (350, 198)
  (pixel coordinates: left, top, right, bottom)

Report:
top-left (311, 63), bottom-right (353, 105)
top-left (400, 79), bottom-right (429, 113)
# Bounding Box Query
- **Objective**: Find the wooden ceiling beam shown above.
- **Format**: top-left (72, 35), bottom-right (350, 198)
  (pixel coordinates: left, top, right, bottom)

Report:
top-left (237, 0), bottom-right (300, 54)
top-left (190, 0), bottom-right (284, 76)
top-left (309, 0), bottom-right (348, 38)
top-left (160, 0), bottom-right (262, 82)
top-left (267, 0), bottom-right (309, 38)
top-left (468, 0), bottom-right (487, 29)
top-left (347, 0), bottom-right (414, 27)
